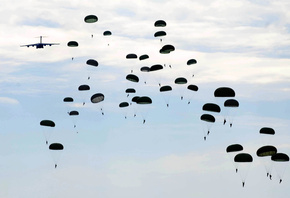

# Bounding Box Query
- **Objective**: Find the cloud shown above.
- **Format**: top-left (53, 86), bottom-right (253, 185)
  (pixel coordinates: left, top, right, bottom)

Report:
top-left (0, 97), bottom-right (19, 104)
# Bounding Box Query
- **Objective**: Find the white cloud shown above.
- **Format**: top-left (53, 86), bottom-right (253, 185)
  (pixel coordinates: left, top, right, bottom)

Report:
top-left (0, 97), bottom-right (19, 104)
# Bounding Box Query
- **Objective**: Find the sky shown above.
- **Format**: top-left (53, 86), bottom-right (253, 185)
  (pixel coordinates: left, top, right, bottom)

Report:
top-left (0, 0), bottom-right (290, 197)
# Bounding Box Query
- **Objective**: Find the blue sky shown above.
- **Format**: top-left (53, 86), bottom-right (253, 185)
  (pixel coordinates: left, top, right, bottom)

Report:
top-left (0, 0), bottom-right (290, 197)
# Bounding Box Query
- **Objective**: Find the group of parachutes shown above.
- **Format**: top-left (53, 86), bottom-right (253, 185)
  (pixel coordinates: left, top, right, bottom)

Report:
top-left (38, 16), bottom-right (289, 187)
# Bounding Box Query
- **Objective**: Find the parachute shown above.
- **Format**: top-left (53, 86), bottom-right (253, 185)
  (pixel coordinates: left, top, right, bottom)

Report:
top-left (154, 20), bottom-right (166, 27)
top-left (49, 143), bottom-right (64, 168)
top-left (78, 85), bottom-right (90, 91)
top-left (234, 153), bottom-right (253, 187)
top-left (227, 144), bottom-right (243, 153)
top-left (271, 153), bottom-right (289, 183)
top-left (69, 110), bottom-right (79, 130)
top-left (187, 59), bottom-right (197, 65)
top-left (119, 102), bottom-right (130, 119)
top-left (84, 15), bottom-right (98, 38)
top-left (91, 93), bottom-right (105, 103)
top-left (150, 64), bottom-right (163, 72)
top-left (40, 120), bottom-right (55, 145)
top-left (214, 87), bottom-right (235, 97)
top-left (67, 41), bottom-right (79, 60)
top-left (202, 103), bottom-right (221, 113)
top-left (136, 96), bottom-right (152, 124)
top-left (186, 85), bottom-right (198, 104)
top-left (86, 59), bottom-right (99, 67)
top-left (84, 15), bottom-right (98, 23)
top-left (78, 84), bottom-right (90, 105)
top-left (160, 85), bottom-right (173, 107)
top-left (136, 96), bottom-right (152, 104)
top-left (125, 88), bottom-right (136, 94)
top-left (175, 77), bottom-right (187, 100)
top-left (103, 30), bottom-right (112, 36)
top-left (160, 44), bottom-right (175, 54)
top-left (91, 93), bottom-right (105, 115)
top-left (224, 99), bottom-right (239, 127)
top-left (103, 31), bottom-right (112, 45)
top-left (260, 127), bottom-right (275, 135)
top-left (126, 74), bottom-right (139, 83)
top-left (125, 88), bottom-right (136, 97)
top-left (259, 127), bottom-right (275, 144)
top-left (256, 145), bottom-right (277, 178)
top-left (175, 77), bottom-right (187, 85)
top-left (126, 53), bottom-right (138, 59)
top-left (226, 144), bottom-right (243, 173)
top-left (139, 54), bottom-right (149, 61)
top-left (214, 87), bottom-right (236, 126)
top-left (154, 31), bottom-right (166, 38)
top-left (40, 120), bottom-right (55, 127)
top-left (67, 41), bottom-right (78, 47)
top-left (126, 54), bottom-right (138, 72)
top-left (200, 114), bottom-right (215, 140)
top-left (63, 97), bottom-right (74, 102)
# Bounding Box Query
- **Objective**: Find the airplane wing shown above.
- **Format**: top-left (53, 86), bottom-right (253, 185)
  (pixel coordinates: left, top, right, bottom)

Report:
top-left (42, 43), bottom-right (60, 46)
top-left (20, 43), bottom-right (38, 47)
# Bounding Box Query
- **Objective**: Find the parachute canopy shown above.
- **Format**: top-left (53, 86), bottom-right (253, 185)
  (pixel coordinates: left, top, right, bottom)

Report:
top-left (126, 53), bottom-right (138, 59)
top-left (140, 66), bottom-right (150, 72)
top-left (202, 103), bottom-right (221, 113)
top-left (103, 30), bottom-right (112, 36)
top-left (119, 102), bottom-right (129, 108)
top-left (132, 96), bottom-right (140, 103)
top-left (78, 84), bottom-right (90, 91)
top-left (256, 145), bottom-right (277, 157)
top-left (69, 110), bottom-right (79, 116)
top-left (271, 153), bottom-right (289, 162)
top-left (91, 93), bottom-right (105, 103)
top-left (175, 77), bottom-right (187, 84)
top-left (126, 74), bottom-right (139, 83)
top-left (40, 120), bottom-right (55, 127)
top-left (154, 20), bottom-right (166, 27)
top-left (187, 59), bottom-right (197, 65)
top-left (160, 85), bottom-right (172, 92)
top-left (224, 99), bottom-right (239, 107)
top-left (139, 54), bottom-right (149, 61)
top-left (226, 144), bottom-right (243, 153)
top-left (86, 59), bottom-right (99, 67)
top-left (49, 143), bottom-right (64, 150)
top-left (150, 64), bottom-right (163, 72)
top-left (125, 88), bottom-right (136, 93)
top-left (234, 153), bottom-right (253, 162)
top-left (154, 31), bottom-right (166, 37)
top-left (187, 84), bottom-right (198, 91)
top-left (67, 41), bottom-right (78, 47)
top-left (214, 87), bottom-right (235, 97)
top-left (260, 127), bottom-right (275, 135)
top-left (84, 15), bottom-right (98, 23)
top-left (200, 114), bottom-right (215, 123)
top-left (136, 96), bottom-right (152, 104)
top-left (160, 44), bottom-right (175, 54)
top-left (63, 97), bottom-right (73, 102)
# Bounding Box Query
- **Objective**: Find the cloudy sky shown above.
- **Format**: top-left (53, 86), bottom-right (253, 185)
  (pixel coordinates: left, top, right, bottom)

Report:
top-left (1, 0), bottom-right (290, 197)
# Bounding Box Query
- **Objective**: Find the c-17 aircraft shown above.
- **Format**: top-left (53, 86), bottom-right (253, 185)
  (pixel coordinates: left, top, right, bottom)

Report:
top-left (20, 36), bottom-right (59, 49)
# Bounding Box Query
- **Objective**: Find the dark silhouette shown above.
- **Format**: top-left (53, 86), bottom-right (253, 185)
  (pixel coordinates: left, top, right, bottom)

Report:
top-left (207, 131), bottom-right (210, 135)
top-left (236, 168), bottom-right (238, 173)
top-left (204, 136), bottom-right (206, 141)
top-left (242, 182), bottom-right (245, 187)
top-left (55, 164), bottom-right (57, 168)
top-left (46, 141), bottom-right (48, 145)
top-left (20, 36), bottom-right (59, 49)
top-left (223, 119), bottom-right (226, 125)
top-left (279, 179), bottom-right (282, 183)
top-left (230, 123), bottom-right (232, 127)
top-left (143, 119), bottom-right (146, 124)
